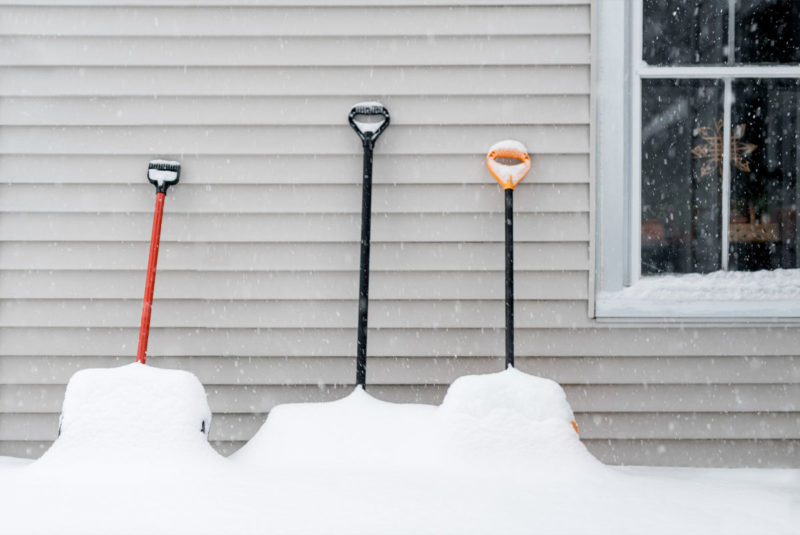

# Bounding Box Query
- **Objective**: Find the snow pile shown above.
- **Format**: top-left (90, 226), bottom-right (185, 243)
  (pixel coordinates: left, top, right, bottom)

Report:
top-left (36, 363), bottom-right (219, 467)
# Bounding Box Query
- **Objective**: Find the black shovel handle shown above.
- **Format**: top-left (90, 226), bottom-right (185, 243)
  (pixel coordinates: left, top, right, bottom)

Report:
top-left (349, 103), bottom-right (391, 145)
top-left (350, 102), bottom-right (390, 389)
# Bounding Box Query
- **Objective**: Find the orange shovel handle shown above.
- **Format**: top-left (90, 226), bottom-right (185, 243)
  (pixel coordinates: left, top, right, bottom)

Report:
top-left (487, 148), bottom-right (531, 190)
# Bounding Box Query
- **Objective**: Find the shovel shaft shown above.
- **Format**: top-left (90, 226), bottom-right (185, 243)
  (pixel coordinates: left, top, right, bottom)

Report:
top-left (137, 192), bottom-right (166, 364)
top-left (356, 138), bottom-right (374, 387)
top-left (505, 189), bottom-right (514, 369)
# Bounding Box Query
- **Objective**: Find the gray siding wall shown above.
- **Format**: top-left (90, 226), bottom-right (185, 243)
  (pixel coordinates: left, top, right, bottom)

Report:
top-left (0, 1), bottom-right (797, 467)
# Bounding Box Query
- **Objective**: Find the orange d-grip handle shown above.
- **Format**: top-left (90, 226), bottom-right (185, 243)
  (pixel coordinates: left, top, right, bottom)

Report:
top-left (487, 147), bottom-right (531, 190)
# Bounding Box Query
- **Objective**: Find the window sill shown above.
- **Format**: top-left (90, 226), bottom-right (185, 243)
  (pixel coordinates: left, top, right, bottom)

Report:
top-left (596, 269), bottom-right (800, 319)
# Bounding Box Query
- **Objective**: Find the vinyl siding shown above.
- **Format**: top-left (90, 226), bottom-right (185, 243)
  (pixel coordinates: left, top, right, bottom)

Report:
top-left (0, 1), bottom-right (797, 468)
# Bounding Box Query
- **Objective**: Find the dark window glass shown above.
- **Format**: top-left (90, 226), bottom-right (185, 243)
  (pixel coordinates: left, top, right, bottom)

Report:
top-left (735, 0), bottom-right (800, 64)
top-left (729, 79), bottom-right (800, 270)
top-left (643, 0), bottom-right (728, 65)
top-left (641, 79), bottom-right (724, 275)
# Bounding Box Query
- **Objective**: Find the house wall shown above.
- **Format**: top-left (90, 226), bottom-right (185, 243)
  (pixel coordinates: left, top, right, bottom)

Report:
top-left (0, 0), bottom-right (797, 467)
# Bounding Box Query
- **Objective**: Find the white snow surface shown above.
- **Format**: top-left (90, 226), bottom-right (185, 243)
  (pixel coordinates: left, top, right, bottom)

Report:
top-left (488, 138), bottom-right (528, 155)
top-left (597, 269), bottom-right (800, 316)
top-left (604, 269), bottom-right (800, 301)
top-left (0, 364), bottom-right (797, 535)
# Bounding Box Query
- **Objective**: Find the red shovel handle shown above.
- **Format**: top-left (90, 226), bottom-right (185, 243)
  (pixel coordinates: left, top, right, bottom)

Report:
top-left (137, 192), bottom-right (166, 364)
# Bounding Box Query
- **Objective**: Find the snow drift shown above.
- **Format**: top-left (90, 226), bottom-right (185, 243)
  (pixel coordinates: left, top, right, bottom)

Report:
top-left (1, 363), bottom-right (795, 535)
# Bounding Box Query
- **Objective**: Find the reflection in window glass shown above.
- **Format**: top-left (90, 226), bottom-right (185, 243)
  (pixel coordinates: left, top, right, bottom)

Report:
top-left (641, 79), bottom-right (724, 275)
top-left (735, 0), bottom-right (800, 64)
top-left (643, 0), bottom-right (728, 65)
top-left (730, 79), bottom-right (800, 270)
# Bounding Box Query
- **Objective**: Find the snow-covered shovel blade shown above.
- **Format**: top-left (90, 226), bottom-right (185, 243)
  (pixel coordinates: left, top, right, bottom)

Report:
top-left (349, 102), bottom-right (390, 389)
top-left (486, 140), bottom-right (531, 370)
top-left (137, 160), bottom-right (181, 364)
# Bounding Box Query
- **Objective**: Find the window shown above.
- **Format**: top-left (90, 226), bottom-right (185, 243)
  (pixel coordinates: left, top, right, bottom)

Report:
top-left (596, 1), bottom-right (800, 317)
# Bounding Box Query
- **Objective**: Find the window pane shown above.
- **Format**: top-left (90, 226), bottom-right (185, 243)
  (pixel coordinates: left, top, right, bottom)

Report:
top-left (729, 79), bottom-right (800, 270)
top-left (643, 0), bottom-right (728, 65)
top-left (641, 79), bottom-right (724, 275)
top-left (735, 0), bottom-right (800, 64)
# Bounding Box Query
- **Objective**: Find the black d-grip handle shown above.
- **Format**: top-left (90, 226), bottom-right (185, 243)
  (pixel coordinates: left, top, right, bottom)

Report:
top-left (349, 102), bottom-right (390, 144)
top-left (147, 160), bottom-right (181, 195)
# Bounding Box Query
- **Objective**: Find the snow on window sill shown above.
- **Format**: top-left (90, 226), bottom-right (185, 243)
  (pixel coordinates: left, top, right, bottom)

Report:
top-left (596, 269), bottom-right (800, 319)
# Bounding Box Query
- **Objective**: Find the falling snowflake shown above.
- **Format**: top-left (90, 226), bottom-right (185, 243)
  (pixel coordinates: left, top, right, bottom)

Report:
top-left (690, 119), bottom-right (758, 177)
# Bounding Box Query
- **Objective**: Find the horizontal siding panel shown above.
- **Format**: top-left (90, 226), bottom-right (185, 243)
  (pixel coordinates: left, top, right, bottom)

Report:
top-left (0, 441), bottom-right (50, 459)
top-left (585, 440), bottom-right (800, 468)
top-left (213, 384), bottom-right (800, 413)
top-left (4, 412), bottom-right (798, 442)
top-left (0, 242), bottom-right (591, 271)
top-left (0, 1), bottom-right (592, 8)
top-left (578, 413), bottom-right (800, 440)
top-left (0, 299), bottom-right (592, 329)
top-left (0, 35), bottom-right (590, 67)
top-left (0, 125), bottom-right (589, 155)
top-left (0, 66), bottom-right (590, 97)
top-left (2, 356), bottom-right (798, 386)
top-left (2, 328), bottom-right (800, 358)
top-left (0, 213), bottom-right (591, 242)
top-left (0, 96), bottom-right (591, 126)
top-left (0, 271), bottom-right (589, 300)
top-left (1, 6), bottom-right (590, 37)
top-left (0, 154), bottom-right (590, 184)
top-left (4, 384), bottom-right (798, 414)
top-left (0, 184), bottom-right (590, 214)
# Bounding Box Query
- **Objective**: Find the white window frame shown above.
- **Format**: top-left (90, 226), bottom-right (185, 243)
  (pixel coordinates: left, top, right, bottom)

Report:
top-left (596, 0), bottom-right (800, 319)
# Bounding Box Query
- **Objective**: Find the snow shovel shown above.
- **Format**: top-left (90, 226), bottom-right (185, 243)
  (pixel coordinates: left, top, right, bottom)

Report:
top-left (349, 102), bottom-right (390, 388)
top-left (136, 160), bottom-right (181, 364)
top-left (487, 141), bottom-right (531, 369)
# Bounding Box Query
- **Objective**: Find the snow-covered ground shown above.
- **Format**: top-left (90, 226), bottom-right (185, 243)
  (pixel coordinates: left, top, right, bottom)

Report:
top-left (0, 363), bottom-right (797, 535)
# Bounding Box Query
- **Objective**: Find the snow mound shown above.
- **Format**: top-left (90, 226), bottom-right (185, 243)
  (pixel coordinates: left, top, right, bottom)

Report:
top-left (440, 367), bottom-right (574, 422)
top-left (36, 363), bottom-right (219, 467)
top-left (236, 368), bottom-right (597, 472)
top-left (233, 387), bottom-right (439, 469)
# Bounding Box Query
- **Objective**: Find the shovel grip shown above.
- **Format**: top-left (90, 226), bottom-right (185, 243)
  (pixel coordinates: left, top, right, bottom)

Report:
top-left (487, 145), bottom-right (531, 191)
top-left (147, 160), bottom-right (181, 195)
top-left (349, 102), bottom-right (390, 144)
